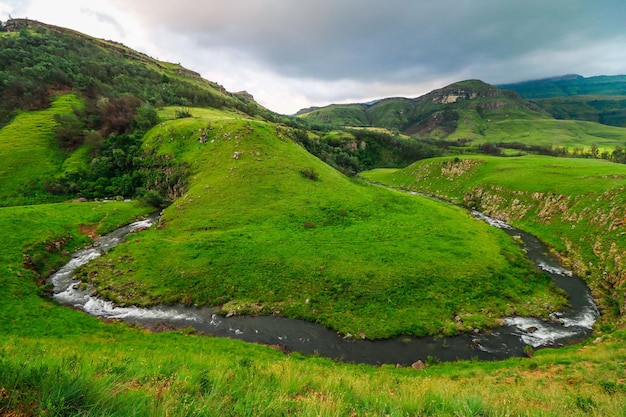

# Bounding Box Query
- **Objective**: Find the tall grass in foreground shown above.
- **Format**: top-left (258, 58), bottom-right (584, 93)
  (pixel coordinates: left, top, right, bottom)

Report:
top-left (1, 331), bottom-right (626, 416)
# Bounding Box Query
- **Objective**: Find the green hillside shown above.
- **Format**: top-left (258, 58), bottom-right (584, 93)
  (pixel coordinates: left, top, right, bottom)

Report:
top-left (498, 75), bottom-right (626, 127)
top-left (363, 155), bottom-right (626, 322)
top-left (75, 111), bottom-right (563, 339)
top-left (3, 18), bottom-right (626, 417)
top-left (0, 94), bottom-right (80, 206)
top-left (298, 79), bottom-right (626, 154)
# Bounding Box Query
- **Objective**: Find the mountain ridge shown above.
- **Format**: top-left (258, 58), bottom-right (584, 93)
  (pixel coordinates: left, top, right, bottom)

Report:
top-left (297, 79), bottom-right (541, 136)
top-left (498, 74), bottom-right (626, 127)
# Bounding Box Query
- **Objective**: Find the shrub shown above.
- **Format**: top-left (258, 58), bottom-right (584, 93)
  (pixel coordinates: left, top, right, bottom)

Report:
top-left (300, 167), bottom-right (319, 181)
top-left (175, 107), bottom-right (193, 119)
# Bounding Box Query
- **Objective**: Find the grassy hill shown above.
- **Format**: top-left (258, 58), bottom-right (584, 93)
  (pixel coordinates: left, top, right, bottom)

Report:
top-left (75, 110), bottom-right (563, 339)
top-left (363, 155), bottom-right (626, 323)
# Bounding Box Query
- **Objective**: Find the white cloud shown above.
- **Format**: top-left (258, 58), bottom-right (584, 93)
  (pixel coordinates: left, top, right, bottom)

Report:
top-left (4, 0), bottom-right (626, 114)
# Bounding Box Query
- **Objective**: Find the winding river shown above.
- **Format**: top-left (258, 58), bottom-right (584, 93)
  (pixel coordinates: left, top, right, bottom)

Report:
top-left (50, 211), bottom-right (599, 366)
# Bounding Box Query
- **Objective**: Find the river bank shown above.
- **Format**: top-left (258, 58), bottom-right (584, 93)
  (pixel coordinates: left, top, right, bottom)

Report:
top-left (49, 210), bottom-right (598, 365)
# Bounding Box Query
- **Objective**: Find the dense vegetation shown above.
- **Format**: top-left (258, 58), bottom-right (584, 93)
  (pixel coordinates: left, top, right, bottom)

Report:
top-left (0, 20), bottom-right (268, 127)
top-left (292, 127), bottom-right (443, 175)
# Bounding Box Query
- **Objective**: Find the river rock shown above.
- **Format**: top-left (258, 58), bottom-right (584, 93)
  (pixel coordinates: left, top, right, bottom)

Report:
top-left (411, 360), bottom-right (425, 370)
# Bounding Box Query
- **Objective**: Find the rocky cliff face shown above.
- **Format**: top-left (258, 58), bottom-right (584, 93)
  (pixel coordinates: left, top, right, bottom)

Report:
top-left (462, 185), bottom-right (626, 321)
top-left (402, 158), bottom-right (626, 324)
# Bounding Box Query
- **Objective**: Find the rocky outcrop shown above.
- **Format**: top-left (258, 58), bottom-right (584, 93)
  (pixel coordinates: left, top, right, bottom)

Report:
top-left (459, 184), bottom-right (626, 320)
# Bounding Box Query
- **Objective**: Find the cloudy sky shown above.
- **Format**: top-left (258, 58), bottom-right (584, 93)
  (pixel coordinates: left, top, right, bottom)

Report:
top-left (1, 0), bottom-right (625, 114)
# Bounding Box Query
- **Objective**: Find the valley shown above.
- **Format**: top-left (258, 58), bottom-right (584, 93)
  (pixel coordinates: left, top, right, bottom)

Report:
top-left (1, 19), bottom-right (626, 416)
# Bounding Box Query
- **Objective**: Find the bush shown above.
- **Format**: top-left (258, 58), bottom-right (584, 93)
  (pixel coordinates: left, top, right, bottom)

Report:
top-left (139, 190), bottom-right (170, 209)
top-left (300, 167), bottom-right (319, 181)
top-left (175, 107), bottom-right (193, 119)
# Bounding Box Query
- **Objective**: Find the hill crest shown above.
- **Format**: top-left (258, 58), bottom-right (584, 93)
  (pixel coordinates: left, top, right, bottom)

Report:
top-left (296, 79), bottom-right (537, 136)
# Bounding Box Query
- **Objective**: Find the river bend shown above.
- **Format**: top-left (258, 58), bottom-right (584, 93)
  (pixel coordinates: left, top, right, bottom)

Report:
top-left (49, 212), bottom-right (598, 365)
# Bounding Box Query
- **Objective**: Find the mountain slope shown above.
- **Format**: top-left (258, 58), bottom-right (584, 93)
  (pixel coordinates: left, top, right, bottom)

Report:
top-left (0, 18), bottom-right (271, 128)
top-left (298, 80), bottom-right (538, 136)
top-left (298, 79), bottom-right (626, 150)
top-left (499, 74), bottom-right (626, 127)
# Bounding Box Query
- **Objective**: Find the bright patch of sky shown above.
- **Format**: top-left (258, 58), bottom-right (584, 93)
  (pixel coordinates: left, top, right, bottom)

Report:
top-left (1, 0), bottom-right (624, 114)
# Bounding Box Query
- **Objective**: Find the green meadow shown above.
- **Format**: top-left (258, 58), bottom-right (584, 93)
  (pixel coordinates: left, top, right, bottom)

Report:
top-left (0, 94), bottom-right (81, 206)
top-left (1, 200), bottom-right (626, 416)
top-left (363, 155), bottom-right (626, 322)
top-left (76, 113), bottom-right (565, 339)
top-left (448, 110), bottom-right (626, 151)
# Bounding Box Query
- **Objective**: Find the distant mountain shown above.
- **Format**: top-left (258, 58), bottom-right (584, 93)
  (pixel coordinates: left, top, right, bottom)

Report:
top-left (297, 80), bottom-right (542, 136)
top-left (497, 74), bottom-right (626, 99)
top-left (498, 74), bottom-right (626, 127)
top-left (297, 79), bottom-right (626, 150)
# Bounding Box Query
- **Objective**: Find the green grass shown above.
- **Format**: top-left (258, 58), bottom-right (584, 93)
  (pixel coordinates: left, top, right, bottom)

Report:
top-left (73, 114), bottom-right (567, 339)
top-left (0, 107), bottom-right (624, 417)
top-left (467, 117), bottom-right (626, 150)
top-left (363, 154), bottom-right (626, 323)
top-left (0, 196), bottom-right (624, 416)
top-left (157, 105), bottom-right (246, 121)
top-left (0, 94), bottom-right (81, 206)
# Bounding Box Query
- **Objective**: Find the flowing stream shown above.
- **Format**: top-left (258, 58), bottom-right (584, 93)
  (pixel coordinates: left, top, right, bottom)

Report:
top-left (50, 211), bottom-right (599, 366)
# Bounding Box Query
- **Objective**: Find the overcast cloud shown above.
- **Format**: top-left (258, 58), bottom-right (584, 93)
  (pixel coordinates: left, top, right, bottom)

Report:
top-left (1, 0), bottom-right (625, 114)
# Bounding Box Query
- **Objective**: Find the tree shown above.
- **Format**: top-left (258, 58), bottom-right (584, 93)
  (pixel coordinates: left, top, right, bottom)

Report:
top-left (54, 113), bottom-right (85, 150)
top-left (590, 143), bottom-right (599, 158)
top-left (96, 95), bottom-right (142, 135)
top-left (612, 146), bottom-right (625, 164)
top-left (133, 102), bottom-right (158, 133)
